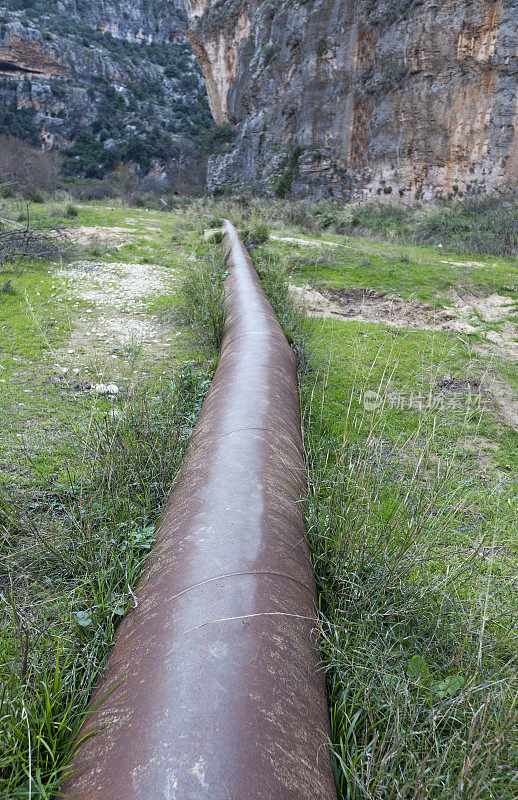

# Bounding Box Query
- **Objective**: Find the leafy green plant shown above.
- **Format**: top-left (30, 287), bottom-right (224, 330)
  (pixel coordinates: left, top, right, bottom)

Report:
top-left (179, 246), bottom-right (228, 350)
top-left (261, 42), bottom-right (280, 66)
top-left (239, 220), bottom-right (270, 247)
top-left (0, 279), bottom-right (16, 295)
top-left (0, 102), bottom-right (40, 147)
top-left (65, 203), bottom-right (78, 218)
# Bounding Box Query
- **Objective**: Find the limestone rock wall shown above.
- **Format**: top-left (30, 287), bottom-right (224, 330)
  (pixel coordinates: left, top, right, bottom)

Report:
top-left (186, 0), bottom-right (518, 201)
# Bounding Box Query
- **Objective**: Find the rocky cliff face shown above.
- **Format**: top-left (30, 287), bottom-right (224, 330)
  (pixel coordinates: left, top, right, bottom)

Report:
top-left (0, 1), bottom-right (213, 183)
top-left (186, 0), bottom-right (518, 201)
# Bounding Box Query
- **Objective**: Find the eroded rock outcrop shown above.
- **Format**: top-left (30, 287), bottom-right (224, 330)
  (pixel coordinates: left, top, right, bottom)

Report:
top-left (186, 0), bottom-right (518, 201)
top-left (0, 33), bottom-right (70, 79)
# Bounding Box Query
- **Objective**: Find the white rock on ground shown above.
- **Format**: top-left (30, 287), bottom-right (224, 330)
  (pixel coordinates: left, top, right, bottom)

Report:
top-left (94, 383), bottom-right (119, 395)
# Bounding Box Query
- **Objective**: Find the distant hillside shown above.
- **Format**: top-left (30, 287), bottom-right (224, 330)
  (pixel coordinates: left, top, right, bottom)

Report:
top-left (0, 0), bottom-right (221, 188)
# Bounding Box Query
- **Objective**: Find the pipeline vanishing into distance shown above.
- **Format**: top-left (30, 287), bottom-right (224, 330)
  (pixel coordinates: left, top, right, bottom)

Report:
top-left (61, 222), bottom-right (337, 800)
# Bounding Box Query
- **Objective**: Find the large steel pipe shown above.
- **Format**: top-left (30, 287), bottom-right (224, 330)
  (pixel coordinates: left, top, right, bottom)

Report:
top-left (61, 222), bottom-right (336, 800)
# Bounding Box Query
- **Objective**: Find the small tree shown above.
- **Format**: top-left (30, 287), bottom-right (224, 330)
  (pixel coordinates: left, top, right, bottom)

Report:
top-left (0, 136), bottom-right (59, 198)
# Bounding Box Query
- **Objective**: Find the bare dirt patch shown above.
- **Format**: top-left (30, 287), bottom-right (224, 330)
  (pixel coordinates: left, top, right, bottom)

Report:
top-left (291, 284), bottom-right (518, 429)
top-left (483, 376), bottom-right (518, 430)
top-left (270, 234), bottom-right (344, 248)
top-left (291, 284), bottom-right (517, 361)
top-left (54, 259), bottom-right (180, 382)
top-left (68, 226), bottom-right (135, 249)
top-left (449, 291), bottom-right (517, 357)
top-left (440, 259), bottom-right (498, 269)
top-left (291, 284), bottom-right (453, 330)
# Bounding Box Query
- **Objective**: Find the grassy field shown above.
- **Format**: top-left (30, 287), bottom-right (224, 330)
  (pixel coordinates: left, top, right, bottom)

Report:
top-left (0, 199), bottom-right (219, 796)
top-left (1, 196), bottom-right (516, 798)
top-left (251, 213), bottom-right (518, 798)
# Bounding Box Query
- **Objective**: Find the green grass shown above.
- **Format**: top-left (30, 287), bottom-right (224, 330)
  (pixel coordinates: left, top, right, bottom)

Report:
top-left (304, 319), bottom-right (516, 466)
top-left (179, 244), bottom-right (228, 350)
top-left (260, 236), bottom-right (518, 306)
top-left (257, 244), bottom-right (518, 799)
top-left (1, 195), bottom-right (517, 797)
top-left (0, 200), bottom-right (207, 482)
top-left (303, 352), bottom-right (517, 798)
top-left (0, 365), bottom-right (214, 797)
top-left (0, 259), bottom-right (86, 481)
top-left (0, 199), bottom-right (221, 796)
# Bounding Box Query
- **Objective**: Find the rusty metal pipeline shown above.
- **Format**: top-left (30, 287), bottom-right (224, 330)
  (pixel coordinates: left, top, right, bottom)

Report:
top-left (61, 222), bottom-right (337, 800)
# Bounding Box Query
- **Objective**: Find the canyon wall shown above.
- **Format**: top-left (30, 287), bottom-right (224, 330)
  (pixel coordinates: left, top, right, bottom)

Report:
top-left (186, 0), bottom-right (518, 201)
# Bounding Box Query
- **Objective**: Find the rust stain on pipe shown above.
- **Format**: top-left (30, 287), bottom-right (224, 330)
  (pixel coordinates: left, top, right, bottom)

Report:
top-left (61, 222), bottom-right (337, 800)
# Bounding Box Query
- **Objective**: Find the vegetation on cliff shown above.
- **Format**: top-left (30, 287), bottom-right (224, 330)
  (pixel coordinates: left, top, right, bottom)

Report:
top-left (0, 1), bottom-right (217, 187)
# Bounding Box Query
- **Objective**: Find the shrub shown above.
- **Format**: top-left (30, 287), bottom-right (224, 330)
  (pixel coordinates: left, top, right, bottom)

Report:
top-left (307, 197), bottom-right (518, 257)
top-left (239, 220), bottom-right (270, 247)
top-left (0, 102), bottom-right (40, 147)
top-left (261, 43), bottom-right (280, 66)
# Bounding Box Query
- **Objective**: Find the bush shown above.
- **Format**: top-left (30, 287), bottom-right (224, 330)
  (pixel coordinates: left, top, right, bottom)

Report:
top-left (307, 197), bottom-right (518, 256)
top-left (0, 103), bottom-right (40, 147)
top-left (239, 220), bottom-right (270, 247)
top-left (67, 179), bottom-right (113, 202)
top-left (0, 222), bottom-right (75, 266)
top-left (198, 123), bottom-right (235, 155)
top-left (60, 130), bottom-right (118, 179)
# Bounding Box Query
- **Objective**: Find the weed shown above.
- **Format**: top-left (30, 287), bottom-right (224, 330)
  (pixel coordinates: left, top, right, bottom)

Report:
top-left (0, 365), bottom-right (214, 796)
top-left (239, 220), bottom-right (270, 248)
top-left (207, 230), bottom-right (224, 244)
top-left (0, 279), bottom-right (16, 295)
top-left (179, 246), bottom-right (228, 350)
top-left (65, 204), bottom-right (78, 218)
